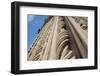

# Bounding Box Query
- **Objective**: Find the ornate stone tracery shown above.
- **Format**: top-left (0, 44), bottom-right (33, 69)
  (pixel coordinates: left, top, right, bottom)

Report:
top-left (28, 16), bottom-right (88, 61)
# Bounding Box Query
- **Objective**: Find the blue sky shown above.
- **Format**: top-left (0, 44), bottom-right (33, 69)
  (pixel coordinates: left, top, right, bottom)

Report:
top-left (28, 15), bottom-right (48, 49)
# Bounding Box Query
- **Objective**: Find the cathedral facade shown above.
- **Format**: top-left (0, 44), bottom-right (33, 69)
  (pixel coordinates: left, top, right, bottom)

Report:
top-left (28, 16), bottom-right (88, 61)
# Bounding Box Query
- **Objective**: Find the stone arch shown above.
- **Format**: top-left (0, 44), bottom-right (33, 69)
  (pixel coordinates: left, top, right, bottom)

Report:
top-left (57, 35), bottom-right (69, 48)
top-left (57, 39), bottom-right (70, 59)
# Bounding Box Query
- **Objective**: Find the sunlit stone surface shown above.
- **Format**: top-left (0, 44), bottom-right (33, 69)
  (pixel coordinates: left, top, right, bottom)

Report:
top-left (28, 16), bottom-right (88, 61)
